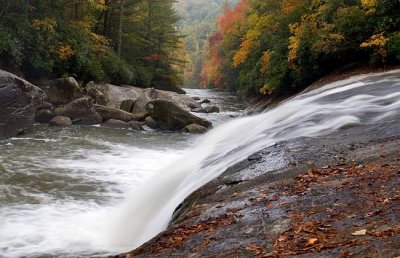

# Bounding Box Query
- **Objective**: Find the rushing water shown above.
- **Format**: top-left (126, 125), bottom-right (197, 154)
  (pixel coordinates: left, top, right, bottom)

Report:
top-left (2, 71), bottom-right (400, 257)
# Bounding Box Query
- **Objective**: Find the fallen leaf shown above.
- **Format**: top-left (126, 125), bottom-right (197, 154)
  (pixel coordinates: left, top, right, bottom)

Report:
top-left (306, 238), bottom-right (319, 246)
top-left (351, 229), bottom-right (367, 236)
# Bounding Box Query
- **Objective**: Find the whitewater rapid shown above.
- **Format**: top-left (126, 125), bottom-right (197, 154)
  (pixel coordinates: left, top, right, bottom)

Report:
top-left (1, 71), bottom-right (400, 257)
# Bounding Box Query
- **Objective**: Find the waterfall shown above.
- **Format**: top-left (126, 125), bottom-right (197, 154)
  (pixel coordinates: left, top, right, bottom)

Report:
top-left (110, 70), bottom-right (400, 249)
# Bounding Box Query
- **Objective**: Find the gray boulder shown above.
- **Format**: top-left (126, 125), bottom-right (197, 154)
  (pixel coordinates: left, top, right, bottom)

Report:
top-left (146, 99), bottom-right (212, 130)
top-left (128, 121), bottom-right (145, 131)
top-left (102, 119), bottom-right (130, 129)
top-left (35, 109), bottom-right (55, 123)
top-left (120, 99), bottom-right (135, 113)
top-left (94, 105), bottom-right (134, 122)
top-left (204, 105), bottom-right (220, 114)
top-left (145, 116), bottom-right (159, 129)
top-left (87, 87), bottom-right (108, 105)
top-left (183, 124), bottom-right (208, 134)
top-left (47, 77), bottom-right (84, 105)
top-left (49, 116), bottom-right (72, 126)
top-left (55, 97), bottom-right (102, 125)
top-left (131, 88), bottom-right (159, 120)
top-left (0, 70), bottom-right (46, 140)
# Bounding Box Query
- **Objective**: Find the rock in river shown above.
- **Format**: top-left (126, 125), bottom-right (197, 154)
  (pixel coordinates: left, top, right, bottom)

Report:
top-left (94, 105), bottom-right (134, 122)
top-left (49, 116), bottom-right (72, 126)
top-left (47, 77), bottom-right (84, 105)
top-left (55, 97), bottom-right (102, 125)
top-left (183, 124), bottom-right (208, 134)
top-left (146, 99), bottom-right (212, 130)
top-left (102, 119), bottom-right (130, 129)
top-left (0, 69), bottom-right (46, 140)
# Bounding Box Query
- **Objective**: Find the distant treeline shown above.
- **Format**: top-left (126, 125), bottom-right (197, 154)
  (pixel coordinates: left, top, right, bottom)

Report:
top-left (0, 0), bottom-right (183, 87)
top-left (201, 0), bottom-right (400, 95)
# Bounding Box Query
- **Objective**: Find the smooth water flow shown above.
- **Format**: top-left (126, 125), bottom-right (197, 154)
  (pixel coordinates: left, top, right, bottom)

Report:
top-left (1, 72), bottom-right (400, 257)
top-left (111, 70), bottom-right (400, 248)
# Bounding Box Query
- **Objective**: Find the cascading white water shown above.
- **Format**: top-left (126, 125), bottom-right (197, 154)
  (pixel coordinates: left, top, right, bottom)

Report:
top-left (1, 71), bottom-right (400, 257)
top-left (110, 70), bottom-right (400, 249)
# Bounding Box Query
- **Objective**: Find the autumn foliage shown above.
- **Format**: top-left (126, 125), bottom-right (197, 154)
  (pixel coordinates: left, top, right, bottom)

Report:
top-left (201, 0), bottom-right (400, 95)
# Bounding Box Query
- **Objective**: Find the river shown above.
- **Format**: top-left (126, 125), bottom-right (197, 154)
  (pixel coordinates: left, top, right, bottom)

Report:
top-left (1, 70), bottom-right (400, 258)
top-left (0, 89), bottom-right (246, 258)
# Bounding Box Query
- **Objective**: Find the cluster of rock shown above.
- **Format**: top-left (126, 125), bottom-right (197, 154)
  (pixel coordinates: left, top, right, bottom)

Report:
top-left (37, 77), bottom-right (218, 133)
top-left (0, 69), bottom-right (222, 140)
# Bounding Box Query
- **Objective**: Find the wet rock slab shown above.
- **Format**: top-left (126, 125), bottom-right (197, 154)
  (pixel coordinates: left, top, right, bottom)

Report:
top-left (114, 122), bottom-right (400, 257)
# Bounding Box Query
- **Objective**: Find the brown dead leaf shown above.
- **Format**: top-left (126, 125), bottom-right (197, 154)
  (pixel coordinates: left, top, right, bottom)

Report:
top-left (351, 229), bottom-right (367, 236)
top-left (306, 238), bottom-right (319, 246)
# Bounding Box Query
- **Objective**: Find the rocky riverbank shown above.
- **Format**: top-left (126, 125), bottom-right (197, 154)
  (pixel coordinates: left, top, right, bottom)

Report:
top-left (114, 71), bottom-right (400, 257)
top-left (0, 70), bottom-right (223, 140)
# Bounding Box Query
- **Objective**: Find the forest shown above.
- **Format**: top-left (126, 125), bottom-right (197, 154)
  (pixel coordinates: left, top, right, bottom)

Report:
top-left (175, 0), bottom-right (239, 88)
top-left (201, 0), bottom-right (400, 95)
top-left (0, 0), bottom-right (182, 88)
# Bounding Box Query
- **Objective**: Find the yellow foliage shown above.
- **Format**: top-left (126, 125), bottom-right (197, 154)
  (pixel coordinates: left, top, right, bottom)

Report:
top-left (361, 33), bottom-right (389, 60)
top-left (32, 18), bottom-right (56, 33)
top-left (288, 23), bottom-right (300, 70)
top-left (361, 0), bottom-right (378, 14)
top-left (58, 45), bottom-right (74, 60)
top-left (259, 84), bottom-right (273, 95)
top-left (90, 32), bottom-right (110, 54)
top-left (232, 14), bottom-right (271, 68)
top-left (260, 50), bottom-right (271, 75)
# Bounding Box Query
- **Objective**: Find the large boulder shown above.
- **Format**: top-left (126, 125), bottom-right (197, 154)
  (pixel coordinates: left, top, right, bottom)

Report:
top-left (120, 99), bottom-right (135, 113)
top-left (87, 87), bottom-right (108, 106)
top-left (94, 105), bottom-right (134, 122)
top-left (151, 81), bottom-right (186, 94)
top-left (87, 83), bottom-right (142, 108)
top-left (131, 88), bottom-right (200, 120)
top-left (49, 116), bottom-right (72, 126)
top-left (35, 108), bottom-right (55, 123)
top-left (47, 77), bottom-right (84, 105)
top-left (131, 88), bottom-right (159, 120)
top-left (55, 97), bottom-right (102, 125)
top-left (0, 70), bottom-right (46, 140)
top-left (146, 99), bottom-right (212, 130)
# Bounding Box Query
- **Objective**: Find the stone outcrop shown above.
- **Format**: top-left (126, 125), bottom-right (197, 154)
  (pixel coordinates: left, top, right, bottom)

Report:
top-left (55, 97), bottom-right (102, 125)
top-left (146, 99), bottom-right (212, 130)
top-left (47, 77), bottom-right (84, 105)
top-left (0, 70), bottom-right (46, 140)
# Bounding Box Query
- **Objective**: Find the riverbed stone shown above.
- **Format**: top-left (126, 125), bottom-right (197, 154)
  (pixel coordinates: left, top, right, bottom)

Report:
top-left (120, 99), bottom-right (135, 113)
top-left (128, 121), bottom-right (145, 131)
top-left (203, 105), bottom-right (220, 113)
top-left (102, 119), bottom-right (130, 129)
top-left (87, 87), bottom-right (108, 105)
top-left (55, 97), bottom-right (102, 125)
top-left (183, 124), bottom-right (208, 134)
top-left (146, 99), bottom-right (212, 130)
top-left (94, 104), bottom-right (134, 122)
top-left (49, 116), bottom-right (72, 126)
top-left (0, 69), bottom-right (46, 140)
top-left (145, 116), bottom-right (159, 129)
top-left (47, 77), bottom-right (84, 105)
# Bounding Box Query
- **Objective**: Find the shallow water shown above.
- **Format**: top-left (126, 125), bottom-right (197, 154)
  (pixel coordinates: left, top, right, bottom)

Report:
top-left (0, 89), bottom-right (244, 258)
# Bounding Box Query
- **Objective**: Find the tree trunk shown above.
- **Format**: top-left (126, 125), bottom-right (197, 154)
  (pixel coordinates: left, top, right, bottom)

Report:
top-left (117, 0), bottom-right (124, 58)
